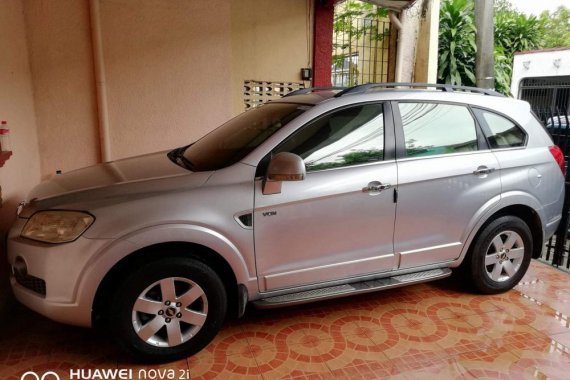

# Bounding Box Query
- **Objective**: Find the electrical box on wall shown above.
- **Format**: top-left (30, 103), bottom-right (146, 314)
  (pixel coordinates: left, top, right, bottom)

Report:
top-left (301, 68), bottom-right (312, 81)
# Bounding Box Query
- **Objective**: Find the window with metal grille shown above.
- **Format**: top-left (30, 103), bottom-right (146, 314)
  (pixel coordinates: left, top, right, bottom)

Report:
top-left (332, 1), bottom-right (391, 86)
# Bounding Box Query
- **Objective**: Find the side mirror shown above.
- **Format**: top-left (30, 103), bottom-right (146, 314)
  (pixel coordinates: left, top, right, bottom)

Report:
top-left (263, 152), bottom-right (306, 195)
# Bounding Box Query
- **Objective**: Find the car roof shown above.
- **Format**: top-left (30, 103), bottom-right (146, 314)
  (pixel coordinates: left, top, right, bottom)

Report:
top-left (276, 83), bottom-right (505, 106)
top-left (272, 85), bottom-right (532, 127)
top-left (276, 87), bottom-right (527, 108)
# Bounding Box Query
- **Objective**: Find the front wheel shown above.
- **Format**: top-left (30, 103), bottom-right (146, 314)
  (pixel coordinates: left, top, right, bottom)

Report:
top-left (108, 257), bottom-right (227, 362)
top-left (467, 215), bottom-right (532, 294)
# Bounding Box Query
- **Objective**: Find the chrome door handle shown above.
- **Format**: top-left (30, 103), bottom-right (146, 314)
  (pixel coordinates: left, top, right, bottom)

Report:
top-left (363, 181), bottom-right (391, 193)
top-left (473, 166), bottom-right (496, 175)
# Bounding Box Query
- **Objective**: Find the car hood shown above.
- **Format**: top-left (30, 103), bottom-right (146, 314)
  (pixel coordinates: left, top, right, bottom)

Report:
top-left (22, 151), bottom-right (210, 213)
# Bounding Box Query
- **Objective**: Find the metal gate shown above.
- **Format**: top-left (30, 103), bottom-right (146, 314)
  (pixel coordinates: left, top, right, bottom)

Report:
top-left (332, 1), bottom-right (391, 87)
top-left (520, 75), bottom-right (570, 270)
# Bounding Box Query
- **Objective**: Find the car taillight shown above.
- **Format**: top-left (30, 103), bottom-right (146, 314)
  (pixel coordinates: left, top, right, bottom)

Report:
top-left (549, 145), bottom-right (566, 175)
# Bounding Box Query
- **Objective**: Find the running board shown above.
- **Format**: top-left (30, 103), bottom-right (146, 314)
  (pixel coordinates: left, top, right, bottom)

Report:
top-left (253, 268), bottom-right (452, 308)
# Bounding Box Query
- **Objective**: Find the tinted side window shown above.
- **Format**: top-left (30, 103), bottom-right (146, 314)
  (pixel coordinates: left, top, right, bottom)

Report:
top-left (275, 104), bottom-right (384, 171)
top-left (480, 111), bottom-right (526, 148)
top-left (399, 103), bottom-right (478, 158)
top-left (183, 103), bottom-right (309, 171)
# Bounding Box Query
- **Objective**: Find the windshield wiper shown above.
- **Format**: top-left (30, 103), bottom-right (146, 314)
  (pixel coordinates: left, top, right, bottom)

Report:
top-left (167, 146), bottom-right (195, 171)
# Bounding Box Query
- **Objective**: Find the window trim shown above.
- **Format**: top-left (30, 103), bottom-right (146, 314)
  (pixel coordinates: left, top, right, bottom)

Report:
top-left (392, 100), bottom-right (489, 160)
top-left (257, 101), bottom-right (395, 175)
top-left (471, 107), bottom-right (528, 150)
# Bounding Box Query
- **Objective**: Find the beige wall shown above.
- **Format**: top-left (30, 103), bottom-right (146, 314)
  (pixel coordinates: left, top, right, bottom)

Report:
top-left (24, 0), bottom-right (100, 180)
top-left (24, 0), bottom-right (234, 170)
top-left (2, 0), bottom-right (313, 186)
top-left (100, 0), bottom-right (234, 160)
top-left (230, 0), bottom-right (312, 114)
top-left (0, 0), bottom-right (41, 232)
top-left (16, 0), bottom-right (311, 177)
top-left (0, 0), bottom-right (41, 315)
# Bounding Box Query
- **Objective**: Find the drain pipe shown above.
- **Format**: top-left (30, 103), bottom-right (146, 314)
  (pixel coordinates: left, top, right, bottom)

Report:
top-left (389, 11), bottom-right (404, 83)
top-left (89, 0), bottom-right (111, 162)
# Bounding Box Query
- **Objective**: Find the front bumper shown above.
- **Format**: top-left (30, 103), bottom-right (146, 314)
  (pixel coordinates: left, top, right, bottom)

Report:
top-left (7, 217), bottom-right (110, 327)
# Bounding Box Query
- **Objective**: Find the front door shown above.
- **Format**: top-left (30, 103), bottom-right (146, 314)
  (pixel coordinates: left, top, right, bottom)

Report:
top-left (254, 103), bottom-right (397, 292)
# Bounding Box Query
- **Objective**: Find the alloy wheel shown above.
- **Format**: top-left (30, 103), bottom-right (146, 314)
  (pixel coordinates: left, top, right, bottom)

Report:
top-left (484, 230), bottom-right (525, 283)
top-left (131, 277), bottom-right (208, 347)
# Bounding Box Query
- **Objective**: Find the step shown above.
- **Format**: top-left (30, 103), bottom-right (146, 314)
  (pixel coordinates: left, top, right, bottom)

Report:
top-left (253, 268), bottom-right (452, 308)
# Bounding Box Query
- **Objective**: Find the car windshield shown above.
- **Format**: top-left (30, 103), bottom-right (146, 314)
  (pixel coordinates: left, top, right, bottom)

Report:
top-left (173, 103), bottom-right (310, 171)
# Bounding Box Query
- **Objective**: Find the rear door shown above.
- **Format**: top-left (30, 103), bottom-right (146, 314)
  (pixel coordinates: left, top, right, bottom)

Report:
top-left (393, 101), bottom-right (502, 269)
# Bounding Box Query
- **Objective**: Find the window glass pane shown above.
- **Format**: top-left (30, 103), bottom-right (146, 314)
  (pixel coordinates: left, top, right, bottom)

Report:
top-left (399, 103), bottom-right (478, 157)
top-left (183, 103), bottom-right (309, 171)
top-left (481, 111), bottom-right (525, 148)
top-left (276, 104), bottom-right (384, 171)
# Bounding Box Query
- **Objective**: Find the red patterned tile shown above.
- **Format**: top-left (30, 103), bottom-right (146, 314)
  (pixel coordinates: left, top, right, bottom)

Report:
top-left (4, 260), bottom-right (570, 379)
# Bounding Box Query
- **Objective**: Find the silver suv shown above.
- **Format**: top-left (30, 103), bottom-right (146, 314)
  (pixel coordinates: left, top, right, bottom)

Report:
top-left (8, 83), bottom-right (565, 362)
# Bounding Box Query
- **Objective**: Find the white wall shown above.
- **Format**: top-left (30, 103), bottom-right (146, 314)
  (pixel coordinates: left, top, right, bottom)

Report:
top-left (511, 48), bottom-right (570, 98)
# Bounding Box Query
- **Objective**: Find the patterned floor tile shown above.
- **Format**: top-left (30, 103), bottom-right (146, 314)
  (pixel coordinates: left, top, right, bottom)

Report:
top-left (2, 260), bottom-right (570, 379)
top-left (389, 356), bottom-right (474, 380)
top-left (456, 346), bottom-right (523, 379)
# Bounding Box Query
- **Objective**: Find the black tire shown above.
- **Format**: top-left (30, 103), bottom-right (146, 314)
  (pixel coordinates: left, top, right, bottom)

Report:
top-left (107, 257), bottom-right (227, 362)
top-left (467, 215), bottom-right (532, 294)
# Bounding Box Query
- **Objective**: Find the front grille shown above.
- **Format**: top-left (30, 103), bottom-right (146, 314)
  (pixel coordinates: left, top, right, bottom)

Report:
top-left (14, 271), bottom-right (46, 297)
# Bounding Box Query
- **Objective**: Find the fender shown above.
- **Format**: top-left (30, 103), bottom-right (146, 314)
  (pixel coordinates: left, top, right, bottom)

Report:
top-left (451, 190), bottom-right (545, 267)
top-left (73, 224), bottom-right (256, 326)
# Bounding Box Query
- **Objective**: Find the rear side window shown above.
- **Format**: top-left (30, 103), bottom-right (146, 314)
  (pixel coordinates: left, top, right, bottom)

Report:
top-left (275, 103), bottom-right (385, 171)
top-left (478, 110), bottom-right (526, 149)
top-left (398, 102), bottom-right (478, 158)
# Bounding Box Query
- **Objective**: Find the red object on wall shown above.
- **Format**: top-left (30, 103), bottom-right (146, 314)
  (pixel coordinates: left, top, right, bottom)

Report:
top-left (0, 151), bottom-right (12, 168)
top-left (313, 0), bottom-right (335, 87)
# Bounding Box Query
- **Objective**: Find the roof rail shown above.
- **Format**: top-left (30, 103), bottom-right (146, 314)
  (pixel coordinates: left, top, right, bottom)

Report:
top-left (333, 82), bottom-right (504, 98)
top-left (284, 87), bottom-right (346, 97)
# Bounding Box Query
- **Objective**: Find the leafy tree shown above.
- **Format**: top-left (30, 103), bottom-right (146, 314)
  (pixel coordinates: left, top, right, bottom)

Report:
top-left (492, 6), bottom-right (540, 94)
top-left (493, 46), bottom-right (512, 95)
top-left (438, 0), bottom-right (541, 95)
top-left (438, 0), bottom-right (476, 86)
top-left (538, 6), bottom-right (570, 48)
top-left (495, 11), bottom-right (540, 56)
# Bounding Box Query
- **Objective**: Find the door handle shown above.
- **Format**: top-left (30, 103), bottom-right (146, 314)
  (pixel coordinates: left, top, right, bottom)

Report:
top-left (363, 181), bottom-right (391, 193)
top-left (473, 166), bottom-right (496, 175)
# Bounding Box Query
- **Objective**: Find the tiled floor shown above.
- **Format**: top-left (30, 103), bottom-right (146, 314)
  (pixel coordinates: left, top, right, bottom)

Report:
top-left (2, 260), bottom-right (570, 379)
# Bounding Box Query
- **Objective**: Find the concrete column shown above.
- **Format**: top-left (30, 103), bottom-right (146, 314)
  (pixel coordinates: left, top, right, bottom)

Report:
top-left (414, 0), bottom-right (440, 83)
top-left (475, 0), bottom-right (495, 89)
top-left (313, 0), bottom-right (335, 87)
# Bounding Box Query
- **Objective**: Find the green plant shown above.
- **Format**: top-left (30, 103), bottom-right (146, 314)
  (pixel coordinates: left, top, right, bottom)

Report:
top-left (438, 0), bottom-right (542, 96)
top-left (538, 6), bottom-right (570, 48)
top-left (437, 0), bottom-right (476, 86)
top-left (495, 12), bottom-right (540, 56)
top-left (494, 46), bottom-right (512, 96)
top-left (493, 5), bottom-right (540, 95)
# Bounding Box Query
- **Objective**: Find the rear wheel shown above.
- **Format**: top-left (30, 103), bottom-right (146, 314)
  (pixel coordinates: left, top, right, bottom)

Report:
top-left (108, 257), bottom-right (227, 362)
top-left (467, 215), bottom-right (532, 294)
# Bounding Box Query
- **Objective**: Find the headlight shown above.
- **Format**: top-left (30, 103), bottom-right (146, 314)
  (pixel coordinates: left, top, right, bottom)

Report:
top-left (21, 211), bottom-right (95, 243)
